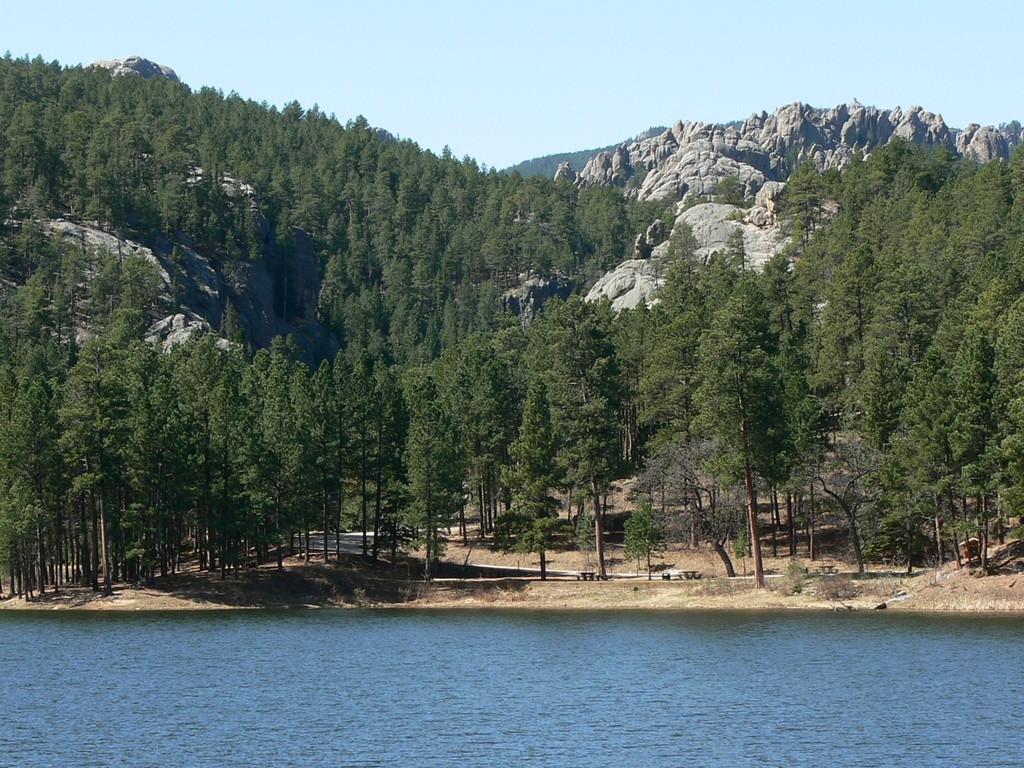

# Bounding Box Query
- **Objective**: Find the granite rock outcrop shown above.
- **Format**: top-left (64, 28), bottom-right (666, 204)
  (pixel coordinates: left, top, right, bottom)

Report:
top-left (574, 102), bottom-right (1022, 202)
top-left (89, 56), bottom-right (179, 81)
top-left (42, 172), bottom-right (333, 362)
top-left (502, 275), bottom-right (575, 326)
top-left (584, 241), bottom-right (670, 312)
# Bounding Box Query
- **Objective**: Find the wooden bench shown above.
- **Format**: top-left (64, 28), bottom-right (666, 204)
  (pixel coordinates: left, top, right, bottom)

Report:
top-left (577, 571), bottom-right (597, 581)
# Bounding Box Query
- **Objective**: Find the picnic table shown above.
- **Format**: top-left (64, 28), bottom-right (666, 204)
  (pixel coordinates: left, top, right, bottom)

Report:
top-left (817, 565), bottom-right (839, 575)
top-left (662, 570), bottom-right (702, 580)
top-left (577, 571), bottom-right (597, 581)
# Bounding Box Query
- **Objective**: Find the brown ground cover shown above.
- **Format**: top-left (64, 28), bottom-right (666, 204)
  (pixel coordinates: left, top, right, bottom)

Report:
top-left (4, 478), bottom-right (1022, 612)
top-left (2, 534), bottom-right (1021, 613)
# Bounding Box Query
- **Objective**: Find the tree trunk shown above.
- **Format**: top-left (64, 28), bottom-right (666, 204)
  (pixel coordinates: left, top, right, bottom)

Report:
top-left (787, 493), bottom-right (796, 558)
top-left (276, 494), bottom-right (284, 571)
top-left (90, 495), bottom-right (100, 590)
top-left (743, 462), bottom-right (764, 588)
top-left (79, 494), bottom-right (91, 588)
top-left (323, 493), bottom-right (330, 563)
top-left (424, 488), bottom-right (434, 582)
top-left (98, 492), bottom-right (113, 596)
top-left (981, 494), bottom-right (990, 574)
top-left (711, 539), bottom-right (736, 577)
top-left (848, 514), bottom-right (865, 574)
top-left (771, 488), bottom-right (780, 558)
top-left (592, 479), bottom-right (607, 579)
top-left (906, 512), bottom-right (914, 575)
top-left (539, 549), bottom-right (547, 581)
top-left (807, 486), bottom-right (815, 561)
top-left (36, 521), bottom-right (46, 596)
top-left (336, 490), bottom-right (342, 560)
top-left (477, 480), bottom-right (485, 538)
top-left (360, 468), bottom-right (369, 557)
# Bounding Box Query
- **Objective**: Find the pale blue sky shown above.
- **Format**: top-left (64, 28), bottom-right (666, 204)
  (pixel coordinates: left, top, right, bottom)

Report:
top-left (6, 0), bottom-right (1023, 169)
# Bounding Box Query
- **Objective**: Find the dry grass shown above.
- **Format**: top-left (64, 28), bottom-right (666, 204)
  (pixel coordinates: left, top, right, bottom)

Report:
top-left (4, 511), bottom-right (1022, 613)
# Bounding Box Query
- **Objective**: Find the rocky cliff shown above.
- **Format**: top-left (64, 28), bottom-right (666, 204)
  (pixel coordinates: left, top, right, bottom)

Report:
top-left (89, 56), bottom-right (179, 81)
top-left (503, 275), bottom-right (575, 325)
top-left (42, 172), bottom-right (333, 363)
top-left (571, 101), bottom-right (1022, 202)
top-left (585, 183), bottom-right (790, 311)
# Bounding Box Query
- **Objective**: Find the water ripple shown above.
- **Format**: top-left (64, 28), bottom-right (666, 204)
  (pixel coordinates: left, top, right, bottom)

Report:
top-left (0, 610), bottom-right (1022, 767)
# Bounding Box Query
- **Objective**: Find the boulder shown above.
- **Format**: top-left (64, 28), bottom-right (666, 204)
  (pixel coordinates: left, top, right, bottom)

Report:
top-left (633, 218), bottom-right (666, 259)
top-left (145, 312), bottom-right (229, 351)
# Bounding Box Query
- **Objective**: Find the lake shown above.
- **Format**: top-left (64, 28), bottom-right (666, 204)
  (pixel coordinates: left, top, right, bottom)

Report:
top-left (1, 609), bottom-right (1021, 767)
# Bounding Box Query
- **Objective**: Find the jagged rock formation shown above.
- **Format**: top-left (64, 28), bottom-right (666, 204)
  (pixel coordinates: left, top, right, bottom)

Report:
top-left (554, 162), bottom-right (577, 183)
top-left (956, 124), bottom-right (1014, 163)
top-left (574, 102), bottom-right (1023, 202)
top-left (144, 313), bottom-right (231, 350)
top-left (634, 219), bottom-right (666, 259)
top-left (502, 275), bottom-right (574, 325)
top-left (89, 56), bottom-right (179, 81)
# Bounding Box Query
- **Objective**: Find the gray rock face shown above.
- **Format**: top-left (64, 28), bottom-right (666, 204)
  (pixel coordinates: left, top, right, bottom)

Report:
top-left (956, 124), bottom-right (1013, 163)
top-left (554, 162), bottom-right (577, 183)
top-left (90, 56), bottom-right (179, 81)
top-left (585, 243), bottom-right (669, 312)
top-left (633, 218), bottom-right (666, 259)
top-left (502, 275), bottom-right (574, 325)
top-left (679, 202), bottom-right (786, 269)
top-left (145, 312), bottom-right (223, 350)
top-left (574, 101), bottom-right (1021, 202)
top-left (588, 196), bottom-right (787, 313)
top-left (42, 172), bottom-right (333, 363)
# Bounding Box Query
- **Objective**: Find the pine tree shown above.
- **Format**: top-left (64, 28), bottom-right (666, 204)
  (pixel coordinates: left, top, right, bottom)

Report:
top-left (496, 377), bottom-right (565, 579)
top-left (695, 276), bottom-right (786, 588)
top-left (403, 368), bottom-right (463, 580)
top-left (540, 298), bottom-right (621, 579)
top-left (624, 500), bottom-right (663, 579)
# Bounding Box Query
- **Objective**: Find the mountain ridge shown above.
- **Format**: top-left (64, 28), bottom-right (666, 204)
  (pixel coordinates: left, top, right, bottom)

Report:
top-left (566, 101), bottom-right (1022, 201)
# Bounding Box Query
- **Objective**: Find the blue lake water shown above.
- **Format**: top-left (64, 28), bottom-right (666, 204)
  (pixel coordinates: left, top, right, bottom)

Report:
top-left (1, 609), bottom-right (1022, 767)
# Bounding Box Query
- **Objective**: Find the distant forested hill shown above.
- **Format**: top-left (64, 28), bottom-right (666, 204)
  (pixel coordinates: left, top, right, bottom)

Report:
top-left (504, 146), bottom-right (617, 178)
top-left (0, 54), bottom-right (669, 365)
top-left (3, 51), bottom-right (1024, 604)
top-left (504, 127), bottom-right (667, 178)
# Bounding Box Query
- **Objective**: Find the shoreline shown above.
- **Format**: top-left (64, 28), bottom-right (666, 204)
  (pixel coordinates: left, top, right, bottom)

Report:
top-left (2, 558), bottom-right (1022, 614)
